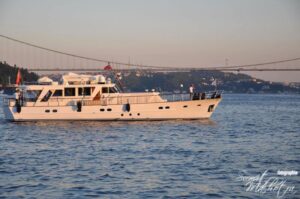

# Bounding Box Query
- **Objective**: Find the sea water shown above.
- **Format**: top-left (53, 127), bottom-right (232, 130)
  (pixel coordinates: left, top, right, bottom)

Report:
top-left (0, 94), bottom-right (299, 198)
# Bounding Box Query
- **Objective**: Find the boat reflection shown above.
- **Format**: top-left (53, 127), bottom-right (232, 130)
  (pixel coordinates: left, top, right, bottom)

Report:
top-left (14, 118), bottom-right (217, 129)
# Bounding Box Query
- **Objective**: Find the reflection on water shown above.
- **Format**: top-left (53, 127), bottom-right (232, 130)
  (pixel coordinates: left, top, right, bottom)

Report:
top-left (0, 94), bottom-right (299, 198)
top-left (14, 119), bottom-right (217, 128)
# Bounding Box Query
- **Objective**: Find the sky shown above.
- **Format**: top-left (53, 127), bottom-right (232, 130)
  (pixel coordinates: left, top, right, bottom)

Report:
top-left (0, 0), bottom-right (300, 82)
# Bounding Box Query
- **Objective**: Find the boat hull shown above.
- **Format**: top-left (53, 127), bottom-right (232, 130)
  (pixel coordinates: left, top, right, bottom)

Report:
top-left (3, 98), bottom-right (221, 121)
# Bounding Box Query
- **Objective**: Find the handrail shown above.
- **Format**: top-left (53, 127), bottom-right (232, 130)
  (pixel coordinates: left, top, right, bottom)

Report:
top-left (4, 90), bottom-right (222, 107)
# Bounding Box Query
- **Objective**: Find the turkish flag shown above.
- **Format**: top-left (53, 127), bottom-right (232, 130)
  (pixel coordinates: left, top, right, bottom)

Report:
top-left (104, 64), bottom-right (112, 70)
top-left (16, 69), bottom-right (22, 85)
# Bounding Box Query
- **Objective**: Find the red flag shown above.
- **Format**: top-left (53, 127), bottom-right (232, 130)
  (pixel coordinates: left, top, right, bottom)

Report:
top-left (16, 69), bottom-right (22, 85)
top-left (104, 64), bottom-right (112, 70)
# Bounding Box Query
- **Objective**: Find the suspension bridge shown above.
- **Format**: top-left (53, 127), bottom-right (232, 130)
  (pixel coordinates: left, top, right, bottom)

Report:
top-left (1, 34), bottom-right (300, 73)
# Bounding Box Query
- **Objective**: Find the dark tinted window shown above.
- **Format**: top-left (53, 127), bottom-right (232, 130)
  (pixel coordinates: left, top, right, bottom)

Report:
top-left (41, 91), bottom-right (53, 102)
top-left (65, 88), bottom-right (76, 96)
top-left (53, 90), bottom-right (63, 97)
top-left (102, 87), bottom-right (109, 93)
top-left (102, 87), bottom-right (117, 93)
top-left (109, 87), bottom-right (117, 93)
top-left (78, 87), bottom-right (91, 96)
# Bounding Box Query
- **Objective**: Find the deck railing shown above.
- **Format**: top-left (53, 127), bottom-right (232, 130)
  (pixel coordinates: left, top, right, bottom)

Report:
top-left (3, 90), bottom-right (222, 107)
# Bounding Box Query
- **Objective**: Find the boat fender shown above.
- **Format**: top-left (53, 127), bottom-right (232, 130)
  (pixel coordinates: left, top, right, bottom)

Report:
top-left (77, 101), bottom-right (82, 112)
top-left (16, 100), bottom-right (21, 113)
top-left (125, 103), bottom-right (130, 112)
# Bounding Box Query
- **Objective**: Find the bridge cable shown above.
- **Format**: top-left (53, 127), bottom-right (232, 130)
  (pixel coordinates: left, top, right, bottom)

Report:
top-left (1, 34), bottom-right (300, 70)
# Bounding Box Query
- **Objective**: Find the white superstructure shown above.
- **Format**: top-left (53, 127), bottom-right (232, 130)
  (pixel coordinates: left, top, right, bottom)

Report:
top-left (3, 73), bottom-right (222, 121)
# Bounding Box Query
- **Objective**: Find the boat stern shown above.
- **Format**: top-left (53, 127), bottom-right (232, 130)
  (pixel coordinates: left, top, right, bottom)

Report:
top-left (2, 97), bottom-right (18, 121)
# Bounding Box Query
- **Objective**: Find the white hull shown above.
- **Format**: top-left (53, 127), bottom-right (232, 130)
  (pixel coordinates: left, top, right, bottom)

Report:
top-left (3, 98), bottom-right (221, 121)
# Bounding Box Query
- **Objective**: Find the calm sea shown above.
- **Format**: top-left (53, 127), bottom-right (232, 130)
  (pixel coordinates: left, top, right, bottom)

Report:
top-left (0, 94), bottom-right (299, 199)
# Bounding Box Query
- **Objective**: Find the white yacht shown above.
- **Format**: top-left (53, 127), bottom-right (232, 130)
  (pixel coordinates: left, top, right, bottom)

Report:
top-left (3, 73), bottom-right (222, 121)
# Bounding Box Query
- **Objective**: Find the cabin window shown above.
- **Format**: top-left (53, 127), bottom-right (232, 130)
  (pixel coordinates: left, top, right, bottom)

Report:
top-left (53, 90), bottom-right (63, 97)
top-left (159, 107), bottom-right (163, 109)
top-left (165, 106), bottom-right (170, 109)
top-left (100, 108), bottom-right (105, 112)
top-left (78, 88), bottom-right (84, 96)
top-left (65, 88), bottom-right (76, 96)
top-left (107, 108), bottom-right (112, 111)
top-left (78, 87), bottom-right (91, 96)
top-left (41, 91), bottom-right (53, 102)
top-left (102, 87), bottom-right (117, 93)
top-left (102, 87), bottom-right (109, 93)
top-left (53, 109), bottom-right (58, 113)
top-left (45, 109), bottom-right (50, 113)
top-left (25, 90), bottom-right (41, 102)
top-left (109, 87), bottom-right (117, 93)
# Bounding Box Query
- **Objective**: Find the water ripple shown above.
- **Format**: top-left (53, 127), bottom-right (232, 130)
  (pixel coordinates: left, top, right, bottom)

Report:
top-left (0, 94), bottom-right (299, 198)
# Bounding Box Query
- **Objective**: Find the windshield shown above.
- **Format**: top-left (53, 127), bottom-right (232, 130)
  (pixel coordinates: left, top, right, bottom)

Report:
top-left (25, 90), bottom-right (42, 102)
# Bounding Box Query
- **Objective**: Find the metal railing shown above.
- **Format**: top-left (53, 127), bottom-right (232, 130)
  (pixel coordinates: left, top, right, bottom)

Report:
top-left (82, 94), bottom-right (165, 106)
top-left (3, 90), bottom-right (222, 107)
top-left (161, 90), bottom-right (222, 101)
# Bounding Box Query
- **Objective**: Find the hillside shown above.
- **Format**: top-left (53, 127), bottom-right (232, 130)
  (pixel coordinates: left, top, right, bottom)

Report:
top-left (120, 70), bottom-right (300, 94)
top-left (0, 62), bottom-right (299, 93)
top-left (0, 62), bottom-right (39, 86)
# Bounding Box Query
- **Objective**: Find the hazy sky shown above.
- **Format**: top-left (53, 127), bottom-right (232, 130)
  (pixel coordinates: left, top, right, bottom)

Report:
top-left (0, 0), bottom-right (300, 82)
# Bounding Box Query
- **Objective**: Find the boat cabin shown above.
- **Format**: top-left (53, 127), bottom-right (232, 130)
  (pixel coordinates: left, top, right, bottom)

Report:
top-left (16, 73), bottom-right (164, 107)
top-left (18, 73), bottom-right (119, 104)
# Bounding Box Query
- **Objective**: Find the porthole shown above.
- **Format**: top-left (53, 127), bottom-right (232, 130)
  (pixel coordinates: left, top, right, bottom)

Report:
top-left (129, 113), bottom-right (132, 116)
top-left (183, 105), bottom-right (188, 108)
top-left (107, 108), bottom-right (112, 111)
top-left (121, 114), bottom-right (124, 116)
top-left (158, 107), bottom-right (163, 110)
top-left (100, 108), bottom-right (105, 112)
top-left (53, 109), bottom-right (57, 113)
top-left (137, 113), bottom-right (140, 116)
top-left (197, 104), bottom-right (201, 106)
top-left (45, 110), bottom-right (50, 113)
top-left (165, 106), bottom-right (170, 109)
